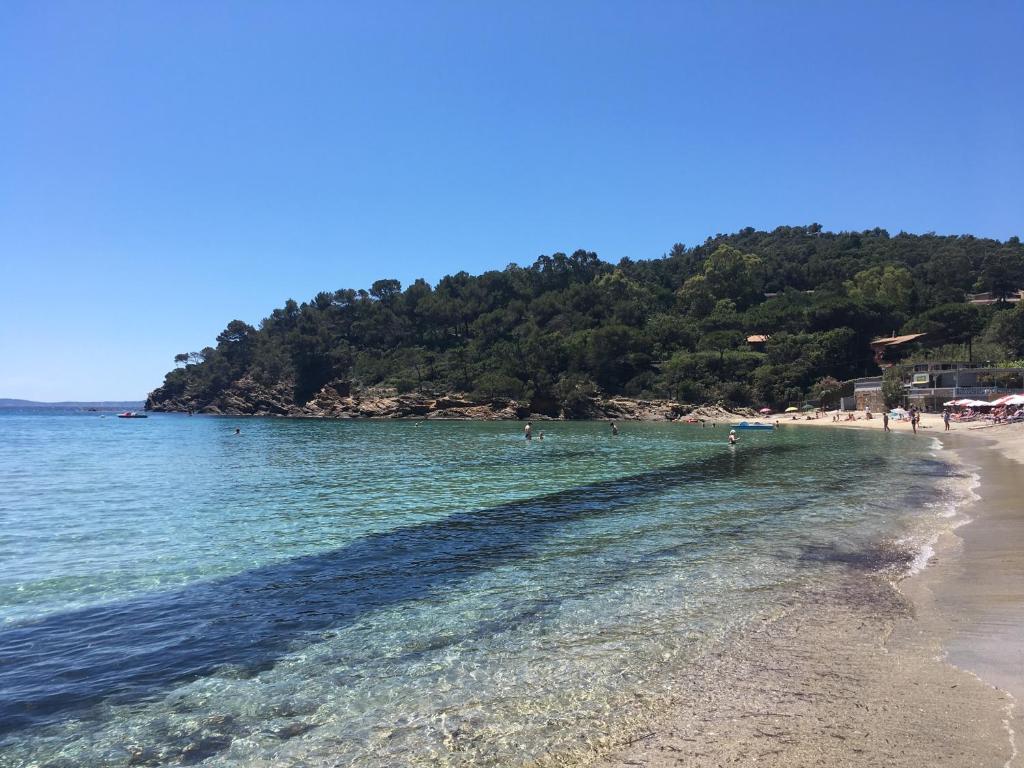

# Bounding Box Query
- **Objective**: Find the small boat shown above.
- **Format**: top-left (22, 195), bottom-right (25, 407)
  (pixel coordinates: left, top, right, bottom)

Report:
top-left (732, 421), bottom-right (774, 431)
top-left (117, 411), bottom-right (148, 419)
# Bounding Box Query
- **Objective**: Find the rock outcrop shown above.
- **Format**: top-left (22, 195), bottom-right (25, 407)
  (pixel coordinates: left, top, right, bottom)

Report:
top-left (146, 377), bottom-right (754, 422)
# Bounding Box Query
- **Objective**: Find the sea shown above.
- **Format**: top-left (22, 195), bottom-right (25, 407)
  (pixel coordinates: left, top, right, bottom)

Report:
top-left (0, 409), bottom-right (974, 767)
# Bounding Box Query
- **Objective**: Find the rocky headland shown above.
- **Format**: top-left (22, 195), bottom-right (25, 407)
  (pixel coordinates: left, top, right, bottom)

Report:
top-left (145, 377), bottom-right (752, 422)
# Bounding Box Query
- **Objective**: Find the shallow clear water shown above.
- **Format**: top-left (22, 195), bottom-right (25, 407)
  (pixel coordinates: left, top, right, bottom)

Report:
top-left (0, 411), bottom-right (968, 766)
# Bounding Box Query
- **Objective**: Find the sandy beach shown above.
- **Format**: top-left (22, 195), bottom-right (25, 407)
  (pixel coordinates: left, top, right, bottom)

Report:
top-left (773, 409), bottom-right (1024, 466)
top-left (594, 415), bottom-right (1024, 767)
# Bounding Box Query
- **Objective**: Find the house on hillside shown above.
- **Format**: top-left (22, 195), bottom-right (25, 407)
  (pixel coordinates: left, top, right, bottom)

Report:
top-left (967, 289), bottom-right (1023, 305)
top-left (853, 362), bottom-right (1024, 412)
top-left (904, 362), bottom-right (1024, 411)
top-left (869, 332), bottom-right (927, 368)
top-left (746, 334), bottom-right (770, 351)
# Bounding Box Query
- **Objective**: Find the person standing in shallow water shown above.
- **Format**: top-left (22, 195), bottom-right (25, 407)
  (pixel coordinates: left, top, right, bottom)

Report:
top-left (610, 421), bottom-right (619, 436)
top-left (524, 422), bottom-right (532, 441)
top-left (883, 412), bottom-right (890, 432)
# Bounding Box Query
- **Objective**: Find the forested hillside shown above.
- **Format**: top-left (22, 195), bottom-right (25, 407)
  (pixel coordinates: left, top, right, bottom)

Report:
top-left (148, 225), bottom-right (1024, 415)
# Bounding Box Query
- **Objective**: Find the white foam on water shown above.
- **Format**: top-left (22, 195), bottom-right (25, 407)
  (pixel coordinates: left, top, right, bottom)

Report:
top-left (1004, 695), bottom-right (1019, 768)
top-left (900, 458), bottom-right (980, 578)
top-left (905, 540), bottom-right (936, 576)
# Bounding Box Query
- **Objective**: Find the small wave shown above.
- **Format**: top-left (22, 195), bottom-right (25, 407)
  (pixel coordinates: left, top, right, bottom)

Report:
top-left (901, 456), bottom-right (978, 577)
top-left (906, 540), bottom-right (935, 576)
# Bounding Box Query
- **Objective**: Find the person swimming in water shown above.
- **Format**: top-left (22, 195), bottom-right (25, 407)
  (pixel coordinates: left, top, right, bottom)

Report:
top-left (728, 429), bottom-right (739, 445)
top-left (524, 422), bottom-right (532, 441)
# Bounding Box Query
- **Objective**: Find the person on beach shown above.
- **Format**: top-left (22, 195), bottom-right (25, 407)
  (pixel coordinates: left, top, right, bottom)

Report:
top-left (909, 407), bottom-right (918, 434)
top-left (610, 421), bottom-right (619, 436)
top-left (524, 422), bottom-right (532, 441)
top-left (728, 429), bottom-right (739, 445)
top-left (883, 412), bottom-right (890, 432)
top-left (943, 410), bottom-right (951, 431)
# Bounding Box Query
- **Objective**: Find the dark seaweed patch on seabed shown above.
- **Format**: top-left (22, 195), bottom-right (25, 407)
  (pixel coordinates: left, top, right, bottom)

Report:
top-left (0, 443), bottom-right (799, 736)
top-left (797, 540), bottom-right (915, 572)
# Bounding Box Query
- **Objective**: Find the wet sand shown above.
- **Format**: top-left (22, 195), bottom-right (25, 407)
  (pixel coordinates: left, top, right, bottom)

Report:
top-left (590, 419), bottom-right (1024, 767)
top-left (925, 437), bottom-right (1024, 703)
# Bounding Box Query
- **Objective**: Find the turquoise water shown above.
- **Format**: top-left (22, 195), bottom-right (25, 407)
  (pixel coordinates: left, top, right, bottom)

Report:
top-left (0, 411), bottom-right (967, 766)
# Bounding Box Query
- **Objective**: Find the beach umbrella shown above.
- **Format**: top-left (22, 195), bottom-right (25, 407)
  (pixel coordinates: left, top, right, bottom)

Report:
top-left (942, 400), bottom-right (958, 407)
top-left (989, 394), bottom-right (1024, 406)
top-left (800, 403), bottom-right (816, 411)
top-left (758, 407), bottom-right (772, 414)
top-left (784, 406), bottom-right (798, 412)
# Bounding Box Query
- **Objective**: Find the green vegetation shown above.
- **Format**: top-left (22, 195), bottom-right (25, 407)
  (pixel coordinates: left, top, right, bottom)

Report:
top-left (150, 226), bottom-right (1024, 412)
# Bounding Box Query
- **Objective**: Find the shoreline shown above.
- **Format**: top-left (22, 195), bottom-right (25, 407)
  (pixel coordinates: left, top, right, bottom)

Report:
top-left (592, 418), bottom-right (1024, 767)
top-left (917, 434), bottom-right (1024, 700)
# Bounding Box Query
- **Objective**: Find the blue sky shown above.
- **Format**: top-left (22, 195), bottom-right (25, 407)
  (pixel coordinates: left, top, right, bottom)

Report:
top-left (2, 1), bottom-right (1022, 400)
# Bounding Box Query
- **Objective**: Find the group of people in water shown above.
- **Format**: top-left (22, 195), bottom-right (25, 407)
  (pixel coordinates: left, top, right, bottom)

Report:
top-left (523, 422), bottom-right (545, 441)
top-left (524, 420), bottom-right (618, 441)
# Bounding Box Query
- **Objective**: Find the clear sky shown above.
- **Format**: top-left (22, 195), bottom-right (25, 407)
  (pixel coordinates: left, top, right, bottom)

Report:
top-left (1, 1), bottom-right (1022, 401)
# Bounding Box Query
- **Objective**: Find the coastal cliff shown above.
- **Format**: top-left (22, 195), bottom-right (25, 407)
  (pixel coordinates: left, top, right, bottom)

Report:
top-left (146, 376), bottom-right (749, 421)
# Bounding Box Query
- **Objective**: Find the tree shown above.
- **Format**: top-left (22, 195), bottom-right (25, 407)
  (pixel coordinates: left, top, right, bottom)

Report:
top-left (676, 275), bottom-right (716, 318)
top-left (555, 373), bottom-right (599, 417)
top-left (979, 248), bottom-right (1023, 301)
top-left (216, 320), bottom-right (256, 347)
top-left (471, 372), bottom-right (525, 401)
top-left (845, 265), bottom-right (914, 312)
top-left (882, 365), bottom-right (907, 409)
top-left (370, 279), bottom-right (402, 305)
top-left (174, 353), bottom-right (189, 368)
top-left (904, 304), bottom-right (984, 361)
top-left (811, 376), bottom-right (842, 409)
top-left (697, 330), bottom-right (744, 361)
top-left (983, 303), bottom-right (1024, 359)
top-left (215, 320), bottom-right (257, 376)
top-left (701, 245), bottom-right (764, 309)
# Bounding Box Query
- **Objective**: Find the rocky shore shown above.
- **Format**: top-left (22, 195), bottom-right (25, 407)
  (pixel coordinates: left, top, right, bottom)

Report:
top-left (145, 377), bottom-right (752, 422)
